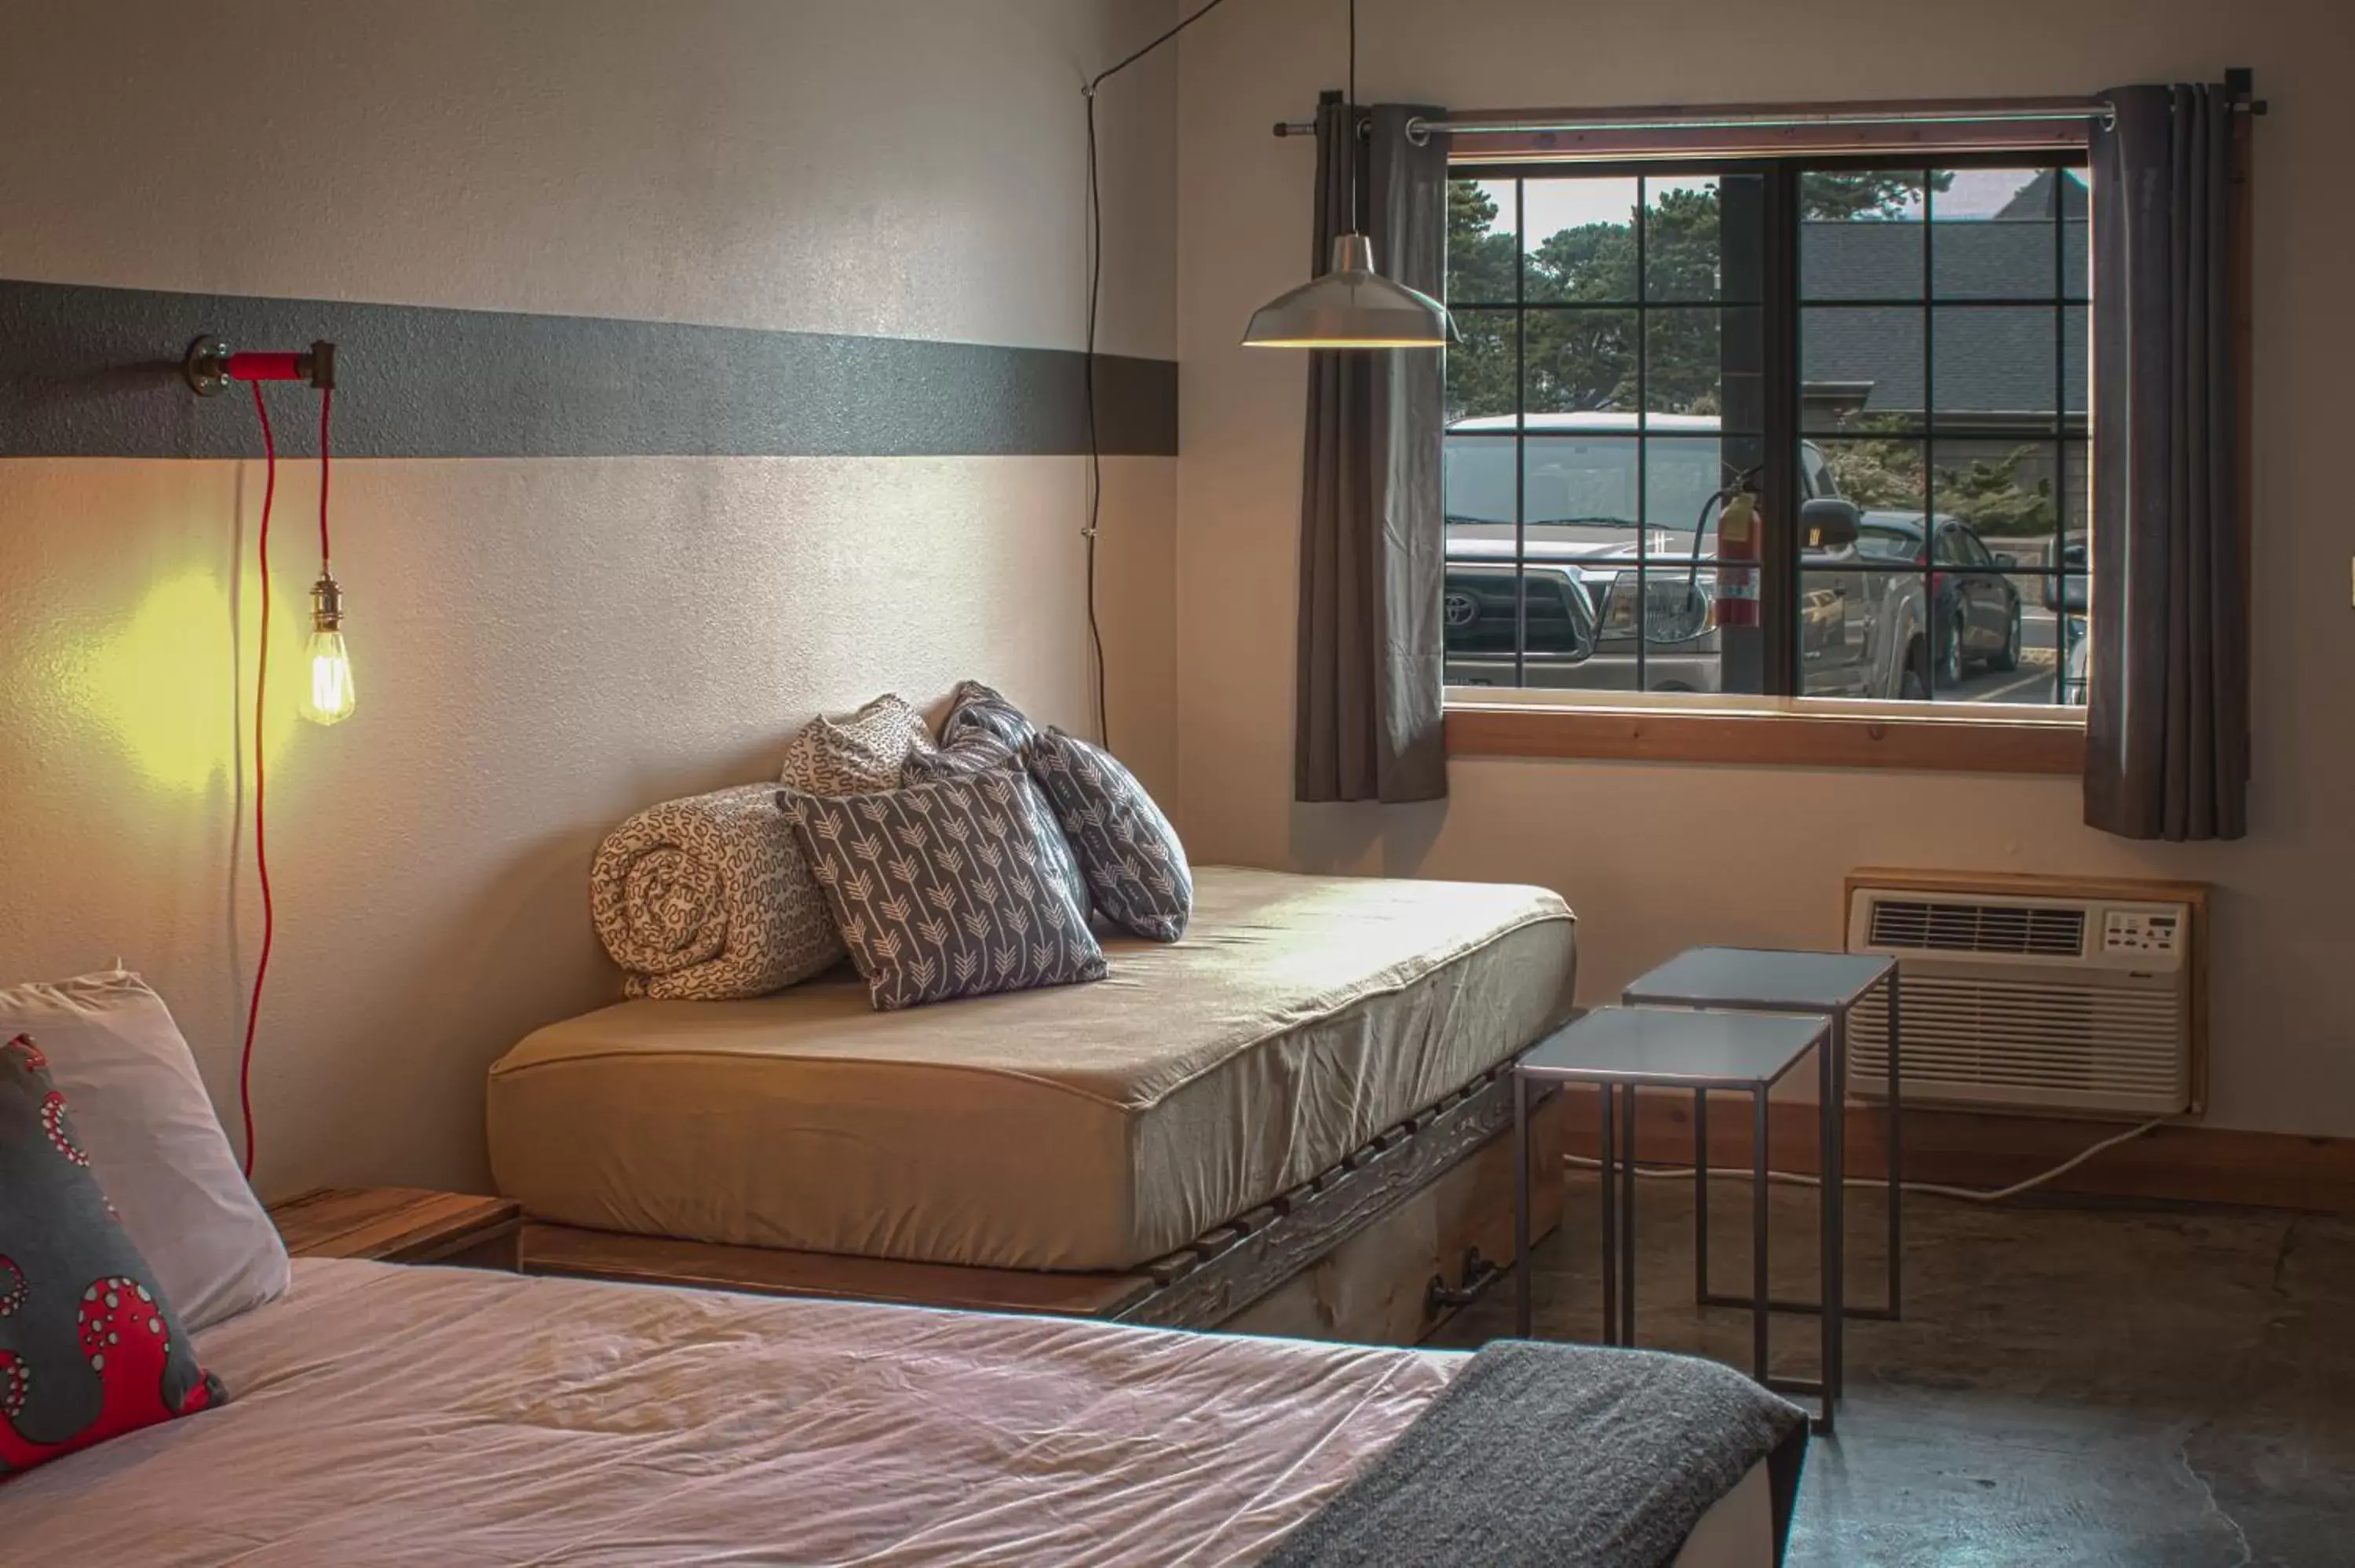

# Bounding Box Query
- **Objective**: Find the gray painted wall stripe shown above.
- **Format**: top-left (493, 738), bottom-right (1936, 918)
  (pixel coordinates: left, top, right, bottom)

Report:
top-left (0, 279), bottom-right (1177, 459)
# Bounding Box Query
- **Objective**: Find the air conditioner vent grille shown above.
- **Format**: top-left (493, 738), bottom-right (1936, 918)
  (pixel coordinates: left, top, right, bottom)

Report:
top-left (1867, 898), bottom-right (2086, 957)
top-left (1850, 979), bottom-right (2187, 1100)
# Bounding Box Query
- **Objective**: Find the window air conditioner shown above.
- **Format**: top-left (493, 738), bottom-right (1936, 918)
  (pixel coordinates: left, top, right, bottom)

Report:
top-left (1844, 871), bottom-right (2203, 1119)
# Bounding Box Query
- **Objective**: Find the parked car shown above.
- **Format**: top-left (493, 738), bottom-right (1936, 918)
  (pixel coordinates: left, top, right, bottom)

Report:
top-left (1441, 413), bottom-right (1996, 701)
top-left (2046, 538), bottom-right (2090, 705)
top-left (1847, 512), bottom-right (2028, 688)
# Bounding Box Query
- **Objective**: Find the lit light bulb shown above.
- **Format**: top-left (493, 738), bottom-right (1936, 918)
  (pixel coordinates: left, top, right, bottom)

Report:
top-left (300, 573), bottom-right (357, 726)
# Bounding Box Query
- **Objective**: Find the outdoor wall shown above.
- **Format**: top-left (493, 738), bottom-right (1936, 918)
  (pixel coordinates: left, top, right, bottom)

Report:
top-left (1174, 0), bottom-right (2353, 1134)
top-left (0, 0), bottom-right (1179, 1194)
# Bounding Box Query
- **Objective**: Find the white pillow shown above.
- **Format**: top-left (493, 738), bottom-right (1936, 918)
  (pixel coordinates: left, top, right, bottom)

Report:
top-left (0, 970), bottom-right (290, 1331)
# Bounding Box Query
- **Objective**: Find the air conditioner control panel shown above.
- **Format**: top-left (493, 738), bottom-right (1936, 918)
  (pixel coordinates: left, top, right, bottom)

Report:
top-left (2102, 907), bottom-right (2183, 956)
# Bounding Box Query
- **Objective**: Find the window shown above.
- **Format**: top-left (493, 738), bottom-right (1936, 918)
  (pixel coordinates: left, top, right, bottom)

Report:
top-left (1444, 158), bottom-right (2091, 713)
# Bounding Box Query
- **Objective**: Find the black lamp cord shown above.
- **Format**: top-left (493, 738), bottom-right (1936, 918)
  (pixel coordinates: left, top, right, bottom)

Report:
top-left (1084, 0), bottom-right (1237, 750)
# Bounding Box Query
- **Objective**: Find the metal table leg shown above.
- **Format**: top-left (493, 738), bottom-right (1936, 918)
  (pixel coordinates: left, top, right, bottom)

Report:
top-left (1619, 1084), bottom-right (1638, 1345)
top-left (1751, 1087), bottom-right (1770, 1384)
top-left (1600, 1084), bottom-right (1618, 1346)
top-left (1820, 1027), bottom-right (1842, 1434)
top-left (1693, 1088), bottom-right (1710, 1305)
top-left (1513, 1068), bottom-right (1532, 1338)
top-left (1887, 968), bottom-right (1904, 1322)
top-left (1696, 997), bottom-right (1897, 1325)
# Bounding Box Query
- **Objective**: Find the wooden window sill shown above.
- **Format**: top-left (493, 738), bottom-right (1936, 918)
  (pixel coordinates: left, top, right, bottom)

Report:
top-left (1445, 701), bottom-right (2087, 775)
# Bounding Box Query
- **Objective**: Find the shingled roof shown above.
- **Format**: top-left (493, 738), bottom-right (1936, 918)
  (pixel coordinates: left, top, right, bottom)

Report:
top-left (1801, 219), bottom-right (2090, 421)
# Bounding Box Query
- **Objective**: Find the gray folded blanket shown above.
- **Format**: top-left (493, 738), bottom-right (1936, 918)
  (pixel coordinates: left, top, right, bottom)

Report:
top-left (589, 783), bottom-right (843, 1001)
top-left (1265, 1340), bottom-right (1808, 1568)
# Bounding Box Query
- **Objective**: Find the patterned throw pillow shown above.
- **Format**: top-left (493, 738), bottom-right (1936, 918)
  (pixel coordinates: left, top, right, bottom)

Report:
top-left (780, 773), bottom-right (1107, 1012)
top-left (779, 695), bottom-right (934, 796)
top-left (902, 727), bottom-right (1020, 783)
top-left (901, 740), bottom-right (1092, 916)
top-left (0, 1034), bottom-right (226, 1478)
top-left (940, 680), bottom-right (1038, 749)
top-left (1024, 728), bottom-right (1194, 943)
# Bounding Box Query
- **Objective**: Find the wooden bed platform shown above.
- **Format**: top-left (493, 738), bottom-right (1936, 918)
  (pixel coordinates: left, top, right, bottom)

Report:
top-left (520, 1063), bottom-right (1568, 1344)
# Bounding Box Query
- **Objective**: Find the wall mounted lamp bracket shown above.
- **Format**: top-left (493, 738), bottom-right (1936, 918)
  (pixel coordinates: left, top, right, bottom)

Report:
top-left (184, 335), bottom-right (338, 397)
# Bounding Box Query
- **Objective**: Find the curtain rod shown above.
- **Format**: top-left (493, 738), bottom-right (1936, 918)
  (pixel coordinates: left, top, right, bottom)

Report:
top-left (1272, 92), bottom-right (2269, 140)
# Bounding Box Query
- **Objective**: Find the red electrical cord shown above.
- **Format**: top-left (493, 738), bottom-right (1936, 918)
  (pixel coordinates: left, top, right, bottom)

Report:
top-left (317, 387), bottom-right (333, 567)
top-left (238, 383), bottom-right (278, 1181)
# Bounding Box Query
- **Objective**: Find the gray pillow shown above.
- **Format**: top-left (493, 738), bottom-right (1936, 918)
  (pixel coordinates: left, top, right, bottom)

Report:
top-left (902, 728), bottom-right (1020, 782)
top-left (1024, 727), bottom-right (1193, 943)
top-left (940, 680), bottom-right (1038, 749)
top-left (901, 740), bottom-right (1092, 918)
top-left (780, 772), bottom-right (1106, 1012)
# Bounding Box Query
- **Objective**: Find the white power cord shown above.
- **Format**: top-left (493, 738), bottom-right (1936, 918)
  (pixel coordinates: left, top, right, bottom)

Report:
top-left (1563, 1118), bottom-right (2163, 1205)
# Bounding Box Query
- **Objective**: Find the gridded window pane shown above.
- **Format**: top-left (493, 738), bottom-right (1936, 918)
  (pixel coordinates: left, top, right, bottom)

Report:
top-left (1930, 167), bottom-right (2065, 299)
top-left (2061, 436), bottom-right (2090, 542)
top-left (1931, 440), bottom-right (2062, 549)
top-left (2063, 174), bottom-right (2092, 301)
top-left (2064, 304), bottom-right (2090, 427)
top-left (1797, 565), bottom-right (1921, 698)
top-left (1812, 436), bottom-right (1926, 541)
top-left (1645, 437), bottom-right (1735, 558)
top-left (1440, 433), bottom-right (1517, 525)
top-left (1800, 171), bottom-right (1925, 301)
top-left (1445, 308), bottom-right (1517, 423)
top-left (1914, 542), bottom-right (2033, 700)
top-left (1524, 177), bottom-right (1640, 303)
top-left (1933, 307), bottom-right (2058, 428)
top-left (1647, 307), bottom-right (1764, 428)
top-left (1447, 179), bottom-right (1517, 306)
top-left (1802, 308), bottom-right (1925, 433)
top-left (1644, 176), bottom-right (1740, 302)
top-left (1919, 568), bottom-right (2050, 704)
top-left (1521, 433), bottom-right (1642, 531)
top-left (1440, 567), bottom-right (1594, 684)
top-left (1634, 567), bottom-right (1726, 693)
top-left (1523, 310), bottom-right (1638, 416)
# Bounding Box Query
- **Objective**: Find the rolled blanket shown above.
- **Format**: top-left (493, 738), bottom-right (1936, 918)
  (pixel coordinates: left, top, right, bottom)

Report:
top-left (590, 784), bottom-right (844, 1001)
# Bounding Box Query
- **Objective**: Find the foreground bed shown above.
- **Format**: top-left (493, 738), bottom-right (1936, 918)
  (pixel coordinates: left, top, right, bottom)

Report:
top-left (1, 1260), bottom-right (1800, 1566)
top-left (491, 868), bottom-right (1579, 1340)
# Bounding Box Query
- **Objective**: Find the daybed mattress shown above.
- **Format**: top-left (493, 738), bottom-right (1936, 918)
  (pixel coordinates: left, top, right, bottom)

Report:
top-left (488, 866), bottom-right (1575, 1271)
top-left (0, 1260), bottom-right (1773, 1566)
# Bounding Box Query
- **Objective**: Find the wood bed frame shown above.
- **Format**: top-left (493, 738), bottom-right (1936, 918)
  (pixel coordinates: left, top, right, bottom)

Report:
top-left (520, 1061), bottom-right (1568, 1345)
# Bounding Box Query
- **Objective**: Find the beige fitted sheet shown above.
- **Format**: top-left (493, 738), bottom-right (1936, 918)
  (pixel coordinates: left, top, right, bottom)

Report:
top-left (488, 868), bottom-right (1576, 1271)
top-left (0, 1261), bottom-right (1772, 1567)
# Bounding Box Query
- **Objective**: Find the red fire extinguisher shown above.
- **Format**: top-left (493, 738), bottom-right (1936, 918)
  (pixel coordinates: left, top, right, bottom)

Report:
top-left (1715, 475), bottom-right (1762, 630)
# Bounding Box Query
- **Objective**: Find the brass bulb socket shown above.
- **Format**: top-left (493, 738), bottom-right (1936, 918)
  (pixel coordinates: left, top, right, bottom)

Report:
top-left (311, 572), bottom-right (346, 633)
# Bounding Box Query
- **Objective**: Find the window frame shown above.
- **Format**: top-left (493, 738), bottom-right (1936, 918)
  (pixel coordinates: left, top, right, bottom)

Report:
top-left (1442, 148), bottom-right (2096, 772)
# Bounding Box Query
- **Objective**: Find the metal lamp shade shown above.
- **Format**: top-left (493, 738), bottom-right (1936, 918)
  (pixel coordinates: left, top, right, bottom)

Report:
top-left (1242, 234), bottom-right (1453, 349)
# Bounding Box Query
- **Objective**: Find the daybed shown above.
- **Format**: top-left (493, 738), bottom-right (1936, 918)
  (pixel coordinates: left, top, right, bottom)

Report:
top-left (1, 1258), bottom-right (1802, 1566)
top-left (489, 866), bottom-right (1577, 1340)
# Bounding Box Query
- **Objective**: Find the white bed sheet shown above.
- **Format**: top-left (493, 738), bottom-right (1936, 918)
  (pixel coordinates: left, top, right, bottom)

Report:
top-left (0, 1260), bottom-right (1771, 1566)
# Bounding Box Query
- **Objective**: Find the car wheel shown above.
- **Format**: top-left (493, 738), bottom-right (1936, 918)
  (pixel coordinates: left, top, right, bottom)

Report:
top-left (1938, 611), bottom-right (1968, 689)
top-left (1900, 636), bottom-right (1930, 701)
top-left (1989, 600), bottom-right (2022, 673)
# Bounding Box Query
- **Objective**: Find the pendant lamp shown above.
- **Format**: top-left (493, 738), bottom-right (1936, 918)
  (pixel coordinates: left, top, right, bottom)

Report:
top-left (1241, 0), bottom-right (1452, 349)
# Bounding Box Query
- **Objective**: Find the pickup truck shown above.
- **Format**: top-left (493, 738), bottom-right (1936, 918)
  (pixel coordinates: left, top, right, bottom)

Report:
top-left (1442, 413), bottom-right (2024, 702)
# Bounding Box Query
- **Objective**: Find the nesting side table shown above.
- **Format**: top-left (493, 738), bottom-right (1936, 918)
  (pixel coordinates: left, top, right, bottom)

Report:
top-left (1512, 1005), bottom-right (1839, 1431)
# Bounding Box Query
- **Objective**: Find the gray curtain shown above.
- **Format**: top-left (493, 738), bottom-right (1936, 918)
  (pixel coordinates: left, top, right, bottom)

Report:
top-left (1294, 100), bottom-right (1451, 804)
top-left (2085, 84), bottom-right (2249, 841)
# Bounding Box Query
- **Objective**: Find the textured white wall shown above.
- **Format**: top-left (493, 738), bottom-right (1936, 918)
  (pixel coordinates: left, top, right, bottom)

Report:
top-left (0, 0), bottom-right (1180, 1194)
top-left (1174, 0), bottom-right (2355, 1134)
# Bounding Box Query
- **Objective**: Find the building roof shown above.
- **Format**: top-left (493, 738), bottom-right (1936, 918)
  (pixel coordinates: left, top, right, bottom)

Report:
top-left (1801, 220), bottom-right (2089, 421)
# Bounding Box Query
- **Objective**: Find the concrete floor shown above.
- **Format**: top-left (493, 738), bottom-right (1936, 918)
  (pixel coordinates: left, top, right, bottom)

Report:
top-left (1430, 1171), bottom-right (2355, 1566)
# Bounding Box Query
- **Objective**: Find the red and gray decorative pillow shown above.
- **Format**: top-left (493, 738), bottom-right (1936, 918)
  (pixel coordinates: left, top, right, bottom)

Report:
top-left (0, 1034), bottom-right (225, 1479)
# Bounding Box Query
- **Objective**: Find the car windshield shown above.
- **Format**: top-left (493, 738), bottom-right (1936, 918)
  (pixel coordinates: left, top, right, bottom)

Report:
top-left (1857, 523), bottom-right (1921, 563)
top-left (1443, 435), bottom-right (1725, 531)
